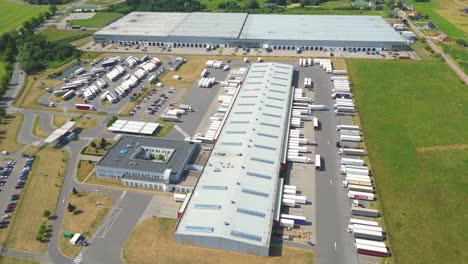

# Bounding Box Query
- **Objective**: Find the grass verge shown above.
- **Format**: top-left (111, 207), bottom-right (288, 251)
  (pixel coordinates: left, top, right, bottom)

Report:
top-left (52, 115), bottom-right (70, 128)
top-left (348, 59), bottom-right (466, 264)
top-left (155, 118), bottom-right (175, 137)
top-left (58, 192), bottom-right (114, 257)
top-left (123, 218), bottom-right (315, 264)
top-left (85, 173), bottom-right (122, 186)
top-left (32, 116), bottom-right (49, 138)
top-left (74, 116), bottom-right (99, 130)
top-left (4, 147), bottom-right (69, 252)
top-left (76, 160), bottom-right (95, 182)
top-left (0, 256), bottom-right (39, 264)
top-left (0, 113), bottom-right (24, 153)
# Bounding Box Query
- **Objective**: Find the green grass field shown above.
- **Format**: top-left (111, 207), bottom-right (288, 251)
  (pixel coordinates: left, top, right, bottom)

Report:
top-left (348, 59), bottom-right (467, 264)
top-left (40, 27), bottom-right (95, 42)
top-left (0, 0), bottom-right (48, 34)
top-left (407, 0), bottom-right (467, 40)
top-left (70, 12), bottom-right (123, 28)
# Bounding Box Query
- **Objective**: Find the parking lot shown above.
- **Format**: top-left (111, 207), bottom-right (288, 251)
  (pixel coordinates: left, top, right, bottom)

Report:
top-left (0, 155), bottom-right (35, 230)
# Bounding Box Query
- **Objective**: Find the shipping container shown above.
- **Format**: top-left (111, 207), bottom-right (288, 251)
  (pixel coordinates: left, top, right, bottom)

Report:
top-left (353, 228), bottom-right (384, 241)
top-left (339, 148), bottom-right (366, 156)
top-left (350, 219), bottom-right (379, 227)
top-left (355, 244), bottom-right (389, 257)
top-left (355, 238), bottom-right (386, 248)
top-left (280, 218), bottom-right (295, 228)
top-left (340, 135), bottom-right (362, 142)
top-left (315, 154), bottom-right (321, 170)
top-left (341, 158), bottom-right (365, 166)
top-left (280, 214), bottom-right (307, 225)
top-left (348, 191), bottom-right (375, 201)
top-left (75, 104), bottom-right (95, 110)
top-left (351, 207), bottom-right (380, 218)
top-left (173, 193), bottom-right (186, 202)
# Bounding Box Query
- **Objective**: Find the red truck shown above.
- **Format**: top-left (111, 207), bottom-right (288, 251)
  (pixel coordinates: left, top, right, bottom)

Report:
top-left (75, 104), bottom-right (95, 111)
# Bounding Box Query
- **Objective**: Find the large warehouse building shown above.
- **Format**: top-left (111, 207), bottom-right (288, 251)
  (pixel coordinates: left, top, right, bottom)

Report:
top-left (94, 12), bottom-right (408, 51)
top-left (174, 62), bottom-right (294, 256)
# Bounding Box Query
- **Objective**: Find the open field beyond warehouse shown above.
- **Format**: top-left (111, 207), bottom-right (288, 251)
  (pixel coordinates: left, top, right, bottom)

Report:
top-left (40, 27), bottom-right (95, 43)
top-left (0, 256), bottom-right (38, 264)
top-left (348, 59), bottom-right (467, 264)
top-left (4, 148), bottom-right (69, 252)
top-left (70, 12), bottom-right (124, 28)
top-left (0, 0), bottom-right (47, 34)
top-left (123, 218), bottom-right (315, 264)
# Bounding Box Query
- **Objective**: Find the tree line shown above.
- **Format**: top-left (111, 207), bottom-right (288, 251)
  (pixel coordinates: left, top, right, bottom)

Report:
top-left (107, 0), bottom-right (204, 13)
top-left (26, 0), bottom-right (72, 5)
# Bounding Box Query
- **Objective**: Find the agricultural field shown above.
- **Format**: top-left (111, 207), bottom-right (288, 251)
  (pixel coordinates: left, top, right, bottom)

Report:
top-left (407, 0), bottom-right (467, 39)
top-left (40, 27), bottom-right (95, 43)
top-left (123, 218), bottom-right (315, 264)
top-left (70, 12), bottom-right (124, 28)
top-left (0, 0), bottom-right (47, 34)
top-left (348, 59), bottom-right (467, 264)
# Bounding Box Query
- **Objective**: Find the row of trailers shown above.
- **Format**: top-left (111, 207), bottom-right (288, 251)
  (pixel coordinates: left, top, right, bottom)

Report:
top-left (330, 80), bottom-right (390, 258)
top-left (287, 87), bottom-right (314, 164)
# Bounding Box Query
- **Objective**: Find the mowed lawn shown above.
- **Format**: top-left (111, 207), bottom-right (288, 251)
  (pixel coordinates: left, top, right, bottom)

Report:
top-left (123, 218), bottom-right (315, 264)
top-left (0, 0), bottom-right (47, 34)
top-left (348, 59), bottom-right (467, 264)
top-left (70, 12), bottom-right (123, 28)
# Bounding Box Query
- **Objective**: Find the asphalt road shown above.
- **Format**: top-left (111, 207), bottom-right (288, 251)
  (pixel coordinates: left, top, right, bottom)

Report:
top-left (312, 66), bottom-right (359, 264)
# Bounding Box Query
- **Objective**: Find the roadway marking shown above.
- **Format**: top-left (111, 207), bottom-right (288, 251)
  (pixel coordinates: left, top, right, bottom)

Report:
top-left (330, 179), bottom-right (333, 184)
top-left (62, 198), bottom-right (65, 204)
top-left (120, 190), bottom-right (127, 199)
top-left (174, 125), bottom-right (190, 138)
top-left (73, 253), bottom-right (83, 264)
top-left (327, 140), bottom-right (330, 144)
top-left (334, 242), bottom-right (337, 252)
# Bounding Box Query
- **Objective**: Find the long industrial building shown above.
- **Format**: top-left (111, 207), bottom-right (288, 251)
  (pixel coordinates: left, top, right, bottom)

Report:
top-left (174, 62), bottom-right (294, 256)
top-left (94, 12), bottom-right (408, 51)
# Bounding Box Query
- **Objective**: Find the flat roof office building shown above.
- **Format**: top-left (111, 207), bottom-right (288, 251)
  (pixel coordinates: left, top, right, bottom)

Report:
top-left (174, 63), bottom-right (294, 256)
top-left (94, 12), bottom-right (408, 51)
top-left (95, 136), bottom-right (198, 192)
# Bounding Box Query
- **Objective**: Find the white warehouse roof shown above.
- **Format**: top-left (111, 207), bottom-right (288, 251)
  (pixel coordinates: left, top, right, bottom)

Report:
top-left (170, 12), bottom-right (248, 38)
top-left (175, 63), bottom-right (294, 253)
top-left (240, 14), bottom-right (404, 42)
top-left (96, 12), bottom-right (189, 37)
top-left (95, 12), bottom-right (406, 45)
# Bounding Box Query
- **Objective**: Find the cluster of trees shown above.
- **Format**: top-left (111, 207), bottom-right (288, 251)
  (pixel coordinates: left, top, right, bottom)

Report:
top-left (26, 0), bottom-right (71, 4)
top-left (108, 0), bottom-right (204, 13)
top-left (0, 5), bottom-right (81, 76)
top-left (36, 221), bottom-right (47, 241)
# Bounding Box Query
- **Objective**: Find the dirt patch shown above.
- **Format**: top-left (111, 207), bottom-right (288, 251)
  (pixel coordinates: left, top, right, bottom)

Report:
top-left (416, 144), bottom-right (468, 153)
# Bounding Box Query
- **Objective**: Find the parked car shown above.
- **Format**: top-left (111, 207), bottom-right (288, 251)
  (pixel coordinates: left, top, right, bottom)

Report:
top-left (14, 185), bottom-right (23, 189)
top-left (3, 208), bottom-right (13, 213)
top-left (2, 214), bottom-right (10, 220)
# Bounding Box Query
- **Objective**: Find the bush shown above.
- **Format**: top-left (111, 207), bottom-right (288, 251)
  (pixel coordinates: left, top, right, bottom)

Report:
top-left (42, 210), bottom-right (51, 217)
top-left (106, 116), bottom-right (118, 127)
